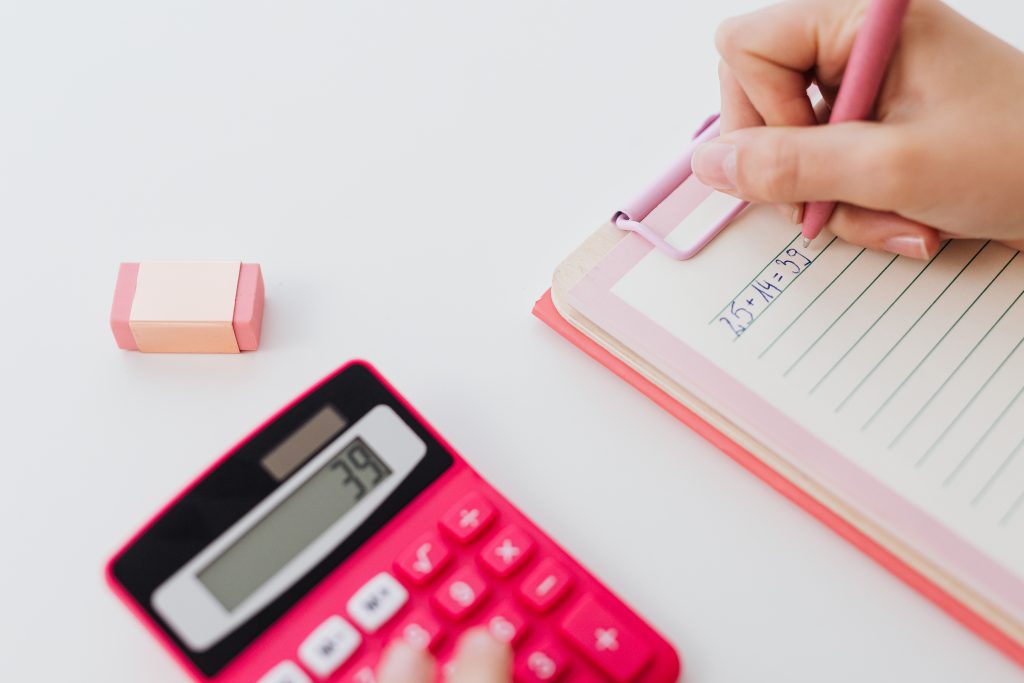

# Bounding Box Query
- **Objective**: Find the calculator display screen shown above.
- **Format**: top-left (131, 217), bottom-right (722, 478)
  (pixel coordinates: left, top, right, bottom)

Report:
top-left (197, 438), bottom-right (392, 611)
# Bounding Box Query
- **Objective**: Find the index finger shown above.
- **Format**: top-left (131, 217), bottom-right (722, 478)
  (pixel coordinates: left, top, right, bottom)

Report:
top-left (716, 0), bottom-right (867, 127)
top-left (447, 630), bottom-right (513, 683)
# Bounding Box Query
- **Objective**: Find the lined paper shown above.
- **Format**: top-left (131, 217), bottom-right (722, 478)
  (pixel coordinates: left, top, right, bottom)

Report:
top-left (609, 203), bottom-right (1024, 581)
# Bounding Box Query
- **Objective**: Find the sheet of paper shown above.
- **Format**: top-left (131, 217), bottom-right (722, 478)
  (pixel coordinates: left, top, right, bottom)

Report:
top-left (603, 202), bottom-right (1024, 589)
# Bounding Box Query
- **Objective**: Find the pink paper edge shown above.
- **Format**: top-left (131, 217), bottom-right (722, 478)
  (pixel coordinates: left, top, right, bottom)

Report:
top-left (111, 262), bottom-right (140, 350)
top-left (533, 290), bottom-right (1024, 668)
top-left (233, 263), bottom-right (264, 351)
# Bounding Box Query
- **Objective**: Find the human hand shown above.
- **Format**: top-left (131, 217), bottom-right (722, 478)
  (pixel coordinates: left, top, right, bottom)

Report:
top-left (691, 0), bottom-right (1024, 257)
top-left (376, 629), bottom-right (512, 683)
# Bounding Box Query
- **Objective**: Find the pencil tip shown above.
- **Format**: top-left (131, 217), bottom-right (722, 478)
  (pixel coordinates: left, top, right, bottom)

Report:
top-left (802, 237), bottom-right (811, 248)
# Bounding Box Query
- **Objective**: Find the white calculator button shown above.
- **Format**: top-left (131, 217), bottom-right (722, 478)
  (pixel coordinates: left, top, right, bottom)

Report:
top-left (346, 572), bottom-right (410, 633)
top-left (256, 660), bottom-right (312, 683)
top-left (297, 615), bottom-right (362, 678)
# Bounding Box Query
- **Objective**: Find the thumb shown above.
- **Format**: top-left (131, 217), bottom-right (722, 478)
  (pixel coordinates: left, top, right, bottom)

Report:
top-left (691, 122), bottom-right (915, 209)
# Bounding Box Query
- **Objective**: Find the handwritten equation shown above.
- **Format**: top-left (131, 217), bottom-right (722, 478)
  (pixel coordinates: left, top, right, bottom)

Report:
top-left (714, 238), bottom-right (820, 339)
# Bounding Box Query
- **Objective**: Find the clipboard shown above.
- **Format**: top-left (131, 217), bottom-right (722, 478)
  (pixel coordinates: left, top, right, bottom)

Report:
top-left (533, 117), bottom-right (1024, 668)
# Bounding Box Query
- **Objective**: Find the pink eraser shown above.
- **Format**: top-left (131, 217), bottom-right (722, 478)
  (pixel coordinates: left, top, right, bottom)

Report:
top-left (110, 261), bottom-right (265, 353)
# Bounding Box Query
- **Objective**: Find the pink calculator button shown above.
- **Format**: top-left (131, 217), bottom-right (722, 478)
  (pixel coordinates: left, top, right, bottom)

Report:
top-left (515, 640), bottom-right (571, 682)
top-left (433, 566), bottom-right (489, 620)
top-left (479, 525), bottom-right (534, 577)
top-left (559, 595), bottom-right (652, 682)
top-left (480, 598), bottom-right (529, 645)
top-left (440, 492), bottom-right (496, 543)
top-left (519, 558), bottom-right (573, 612)
top-left (394, 608), bottom-right (444, 652)
top-left (395, 532), bottom-right (451, 585)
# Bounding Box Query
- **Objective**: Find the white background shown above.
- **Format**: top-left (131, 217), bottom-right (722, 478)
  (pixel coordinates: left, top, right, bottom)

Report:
top-left (2, 1), bottom-right (1021, 681)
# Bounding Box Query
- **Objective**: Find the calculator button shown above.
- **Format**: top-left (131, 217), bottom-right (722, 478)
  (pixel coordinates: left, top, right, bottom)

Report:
top-left (395, 608), bottom-right (444, 652)
top-left (347, 572), bottom-right (410, 633)
top-left (395, 532), bottom-right (452, 585)
top-left (433, 566), bottom-right (489, 620)
top-left (256, 660), bottom-right (312, 683)
top-left (480, 598), bottom-right (529, 645)
top-left (558, 596), bottom-right (652, 682)
top-left (341, 658), bottom-right (378, 683)
top-left (563, 672), bottom-right (603, 683)
top-left (515, 641), bottom-right (571, 682)
top-left (297, 615), bottom-right (362, 678)
top-left (519, 558), bottom-right (573, 612)
top-left (440, 492), bottom-right (496, 543)
top-left (479, 525), bottom-right (535, 577)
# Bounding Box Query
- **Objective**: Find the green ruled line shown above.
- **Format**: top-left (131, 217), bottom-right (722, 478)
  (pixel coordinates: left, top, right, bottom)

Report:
top-left (836, 242), bottom-right (989, 415)
top-left (999, 469), bottom-right (1024, 525)
top-left (709, 231), bottom-right (804, 324)
top-left (809, 241), bottom-right (951, 394)
top-left (783, 251), bottom-right (890, 377)
top-left (972, 413), bottom-right (1024, 506)
top-left (890, 265), bottom-right (1024, 448)
top-left (939, 375), bottom-right (1024, 482)
top-left (756, 238), bottom-right (850, 359)
top-left (737, 236), bottom-right (839, 342)
top-left (865, 252), bottom-right (1019, 432)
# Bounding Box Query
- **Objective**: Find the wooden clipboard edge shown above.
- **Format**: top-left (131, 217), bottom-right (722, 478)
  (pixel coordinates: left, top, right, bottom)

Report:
top-left (535, 223), bottom-right (1024, 667)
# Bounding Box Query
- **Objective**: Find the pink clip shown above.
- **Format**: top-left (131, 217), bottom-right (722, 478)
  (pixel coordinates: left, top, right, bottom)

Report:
top-left (613, 114), bottom-right (749, 259)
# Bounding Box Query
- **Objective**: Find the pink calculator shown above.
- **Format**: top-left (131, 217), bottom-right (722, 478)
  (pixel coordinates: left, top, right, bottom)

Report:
top-left (107, 361), bottom-right (682, 682)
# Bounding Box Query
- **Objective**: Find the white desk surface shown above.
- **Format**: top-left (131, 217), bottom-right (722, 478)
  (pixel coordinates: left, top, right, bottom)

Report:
top-left (2, 1), bottom-right (1021, 681)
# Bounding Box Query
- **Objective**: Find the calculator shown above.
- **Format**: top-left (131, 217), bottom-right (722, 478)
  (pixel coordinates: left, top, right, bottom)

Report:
top-left (107, 361), bottom-right (682, 682)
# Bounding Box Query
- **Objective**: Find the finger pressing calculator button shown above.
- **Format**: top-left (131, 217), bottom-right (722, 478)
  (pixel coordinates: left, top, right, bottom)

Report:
top-left (340, 657), bottom-right (378, 683)
top-left (346, 572), bottom-right (410, 633)
top-left (395, 532), bottom-right (452, 585)
top-left (433, 566), bottom-right (489, 620)
top-left (297, 615), bottom-right (362, 678)
top-left (256, 660), bottom-right (312, 683)
top-left (519, 558), bottom-right (573, 612)
top-left (480, 598), bottom-right (529, 645)
top-left (394, 608), bottom-right (444, 652)
top-left (439, 491), bottom-right (496, 543)
top-left (515, 640), bottom-right (571, 682)
top-left (558, 596), bottom-right (652, 682)
top-left (479, 524), bottom-right (535, 577)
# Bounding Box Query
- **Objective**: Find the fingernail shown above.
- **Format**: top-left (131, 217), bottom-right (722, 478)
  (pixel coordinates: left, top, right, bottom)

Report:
top-left (378, 642), bottom-right (427, 677)
top-left (459, 628), bottom-right (504, 655)
top-left (692, 142), bottom-right (737, 192)
top-left (883, 234), bottom-right (928, 259)
top-left (774, 203), bottom-right (804, 224)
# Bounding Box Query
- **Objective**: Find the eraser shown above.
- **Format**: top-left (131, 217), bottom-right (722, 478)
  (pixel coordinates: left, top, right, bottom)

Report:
top-left (110, 261), bottom-right (265, 353)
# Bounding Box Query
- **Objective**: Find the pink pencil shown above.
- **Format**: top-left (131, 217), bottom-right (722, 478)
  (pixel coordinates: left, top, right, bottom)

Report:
top-left (802, 0), bottom-right (911, 246)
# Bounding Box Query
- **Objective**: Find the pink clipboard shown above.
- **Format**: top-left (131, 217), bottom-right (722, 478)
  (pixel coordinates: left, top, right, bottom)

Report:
top-left (612, 114), bottom-right (747, 260)
top-left (534, 110), bottom-right (1024, 668)
top-left (533, 289), bottom-right (1024, 668)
